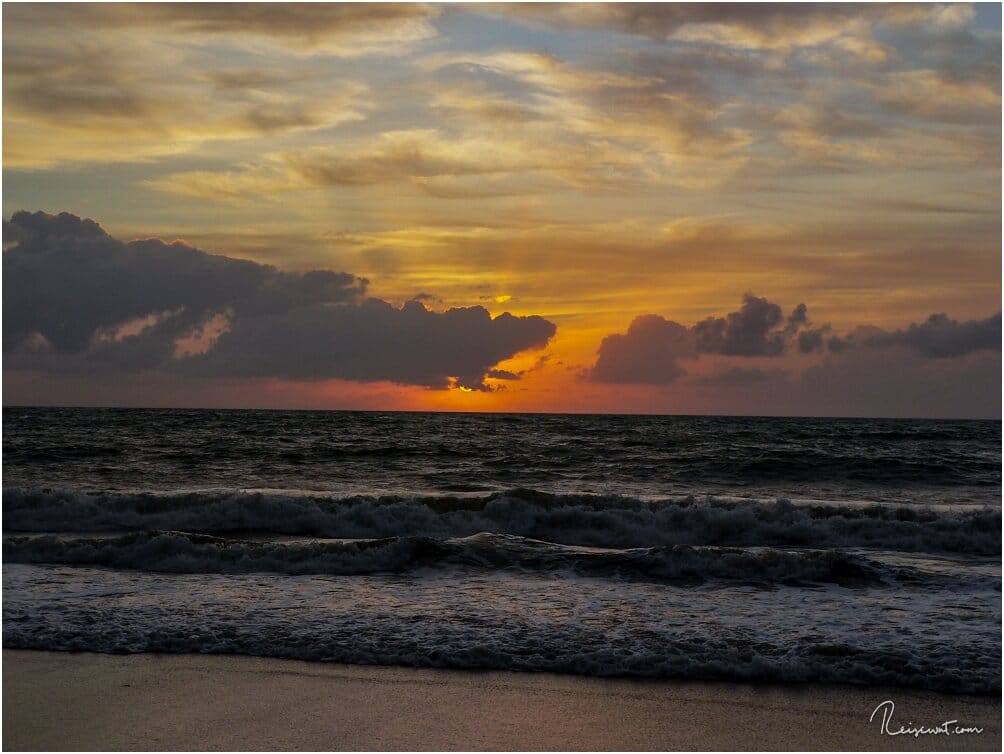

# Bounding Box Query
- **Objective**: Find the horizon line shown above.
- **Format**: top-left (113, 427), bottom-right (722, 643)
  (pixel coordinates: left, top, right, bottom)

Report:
top-left (3, 403), bottom-right (999, 422)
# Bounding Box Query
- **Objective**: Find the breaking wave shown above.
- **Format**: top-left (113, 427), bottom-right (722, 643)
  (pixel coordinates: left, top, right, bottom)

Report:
top-left (4, 561), bottom-right (999, 694)
top-left (2, 530), bottom-right (912, 586)
top-left (5, 486), bottom-right (1000, 555)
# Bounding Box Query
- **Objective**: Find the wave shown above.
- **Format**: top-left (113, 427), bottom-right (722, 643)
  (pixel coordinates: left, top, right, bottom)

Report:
top-left (4, 560), bottom-right (999, 694)
top-left (6, 621), bottom-right (995, 695)
top-left (4, 487), bottom-right (1000, 555)
top-left (2, 531), bottom-right (919, 586)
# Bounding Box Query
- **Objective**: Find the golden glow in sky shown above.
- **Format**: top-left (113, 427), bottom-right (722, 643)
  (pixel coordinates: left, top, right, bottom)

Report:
top-left (2, 3), bottom-right (1001, 417)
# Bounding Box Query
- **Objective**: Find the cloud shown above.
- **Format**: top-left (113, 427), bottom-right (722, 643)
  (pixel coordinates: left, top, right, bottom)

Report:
top-left (454, 12), bottom-right (997, 180)
top-left (421, 49), bottom-right (752, 186)
top-left (3, 3), bottom-right (440, 55)
top-left (2, 38), bottom-right (371, 168)
top-left (869, 69), bottom-right (1001, 124)
top-left (692, 293), bottom-right (812, 357)
top-left (591, 314), bottom-right (695, 385)
top-left (183, 301), bottom-right (554, 391)
top-left (486, 368), bottom-right (522, 381)
top-left (857, 312), bottom-right (1002, 358)
top-left (589, 293), bottom-right (1000, 388)
top-left (3, 211), bottom-right (556, 391)
top-left (589, 293), bottom-right (817, 385)
top-left (797, 328), bottom-right (828, 354)
top-left (488, 3), bottom-right (941, 52)
top-left (2, 4), bottom-right (410, 169)
top-left (148, 126), bottom-right (654, 201)
top-left (3, 211), bottom-right (365, 353)
top-left (150, 40), bottom-right (762, 204)
top-left (421, 50), bottom-right (659, 92)
top-left (428, 82), bottom-right (547, 125)
top-left (284, 130), bottom-right (535, 186)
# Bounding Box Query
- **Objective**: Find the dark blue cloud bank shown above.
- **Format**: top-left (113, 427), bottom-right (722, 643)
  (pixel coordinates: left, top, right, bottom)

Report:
top-left (3, 211), bottom-right (555, 391)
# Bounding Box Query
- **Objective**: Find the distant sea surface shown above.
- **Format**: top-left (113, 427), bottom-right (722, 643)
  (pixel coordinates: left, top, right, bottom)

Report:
top-left (4, 407), bottom-right (1001, 693)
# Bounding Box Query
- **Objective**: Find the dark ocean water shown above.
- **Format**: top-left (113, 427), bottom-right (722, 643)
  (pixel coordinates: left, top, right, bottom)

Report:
top-left (4, 407), bottom-right (1001, 501)
top-left (3, 407), bottom-right (1001, 693)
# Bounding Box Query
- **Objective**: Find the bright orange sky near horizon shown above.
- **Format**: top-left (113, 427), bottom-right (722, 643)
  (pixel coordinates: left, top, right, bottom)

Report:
top-left (3, 3), bottom-right (1001, 417)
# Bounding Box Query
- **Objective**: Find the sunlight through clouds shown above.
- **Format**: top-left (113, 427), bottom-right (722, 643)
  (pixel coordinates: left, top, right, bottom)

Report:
top-left (3, 2), bottom-right (1000, 415)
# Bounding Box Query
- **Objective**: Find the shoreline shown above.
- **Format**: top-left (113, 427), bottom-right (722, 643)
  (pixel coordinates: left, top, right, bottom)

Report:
top-left (3, 650), bottom-right (1000, 751)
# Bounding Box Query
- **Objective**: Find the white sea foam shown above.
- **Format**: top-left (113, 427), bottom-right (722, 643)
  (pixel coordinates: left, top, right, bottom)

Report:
top-left (4, 563), bottom-right (999, 694)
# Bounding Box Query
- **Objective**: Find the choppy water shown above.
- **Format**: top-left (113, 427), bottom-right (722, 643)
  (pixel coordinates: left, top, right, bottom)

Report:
top-left (3, 407), bottom-right (1001, 693)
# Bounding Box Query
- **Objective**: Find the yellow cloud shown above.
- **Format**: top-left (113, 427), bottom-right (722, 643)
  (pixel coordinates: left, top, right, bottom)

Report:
top-left (873, 70), bottom-right (1001, 120)
top-left (4, 3), bottom-right (441, 57)
top-left (3, 34), bottom-right (371, 169)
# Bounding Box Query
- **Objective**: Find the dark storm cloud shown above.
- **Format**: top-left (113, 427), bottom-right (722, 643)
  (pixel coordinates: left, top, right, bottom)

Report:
top-left (797, 328), bottom-right (827, 354)
top-left (693, 293), bottom-right (800, 357)
top-left (184, 301), bottom-right (554, 391)
top-left (3, 211), bottom-right (365, 353)
top-left (859, 312), bottom-right (1002, 358)
top-left (486, 368), bottom-right (521, 380)
top-left (787, 303), bottom-right (808, 327)
top-left (591, 314), bottom-right (695, 385)
top-left (590, 293), bottom-right (1000, 387)
top-left (591, 294), bottom-right (820, 385)
top-left (3, 211), bottom-right (556, 391)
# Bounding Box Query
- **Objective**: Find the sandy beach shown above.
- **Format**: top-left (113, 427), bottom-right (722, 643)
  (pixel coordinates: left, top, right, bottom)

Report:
top-left (2, 650), bottom-right (999, 751)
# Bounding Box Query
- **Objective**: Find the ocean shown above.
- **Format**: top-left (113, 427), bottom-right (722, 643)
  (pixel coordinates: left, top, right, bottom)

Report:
top-left (3, 407), bottom-right (1001, 694)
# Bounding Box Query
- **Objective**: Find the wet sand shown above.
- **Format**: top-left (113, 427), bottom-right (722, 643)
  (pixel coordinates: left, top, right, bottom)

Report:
top-left (3, 650), bottom-right (999, 751)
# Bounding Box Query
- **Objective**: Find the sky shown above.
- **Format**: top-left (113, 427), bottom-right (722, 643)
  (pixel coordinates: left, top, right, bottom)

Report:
top-left (2, 2), bottom-right (1001, 417)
